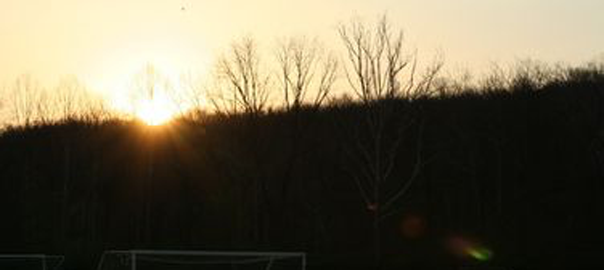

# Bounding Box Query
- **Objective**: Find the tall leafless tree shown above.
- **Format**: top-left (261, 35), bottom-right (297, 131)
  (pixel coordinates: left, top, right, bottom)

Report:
top-left (134, 64), bottom-right (165, 101)
top-left (52, 76), bottom-right (89, 120)
top-left (211, 37), bottom-right (270, 115)
top-left (6, 74), bottom-right (48, 126)
top-left (276, 37), bottom-right (338, 110)
top-left (338, 15), bottom-right (440, 267)
top-left (179, 72), bottom-right (208, 119)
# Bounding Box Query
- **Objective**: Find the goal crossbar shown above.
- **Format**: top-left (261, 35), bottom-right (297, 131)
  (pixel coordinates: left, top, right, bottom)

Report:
top-left (105, 250), bottom-right (305, 257)
top-left (0, 254), bottom-right (64, 270)
top-left (97, 249), bottom-right (306, 270)
top-left (0, 254), bottom-right (63, 259)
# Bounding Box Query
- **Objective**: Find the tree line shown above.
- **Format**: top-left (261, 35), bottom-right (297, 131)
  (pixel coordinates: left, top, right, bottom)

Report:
top-left (0, 16), bottom-right (443, 127)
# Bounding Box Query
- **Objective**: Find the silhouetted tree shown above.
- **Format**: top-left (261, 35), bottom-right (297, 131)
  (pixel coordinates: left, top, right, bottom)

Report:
top-left (338, 15), bottom-right (440, 268)
top-left (53, 76), bottom-right (86, 120)
top-left (179, 72), bottom-right (208, 119)
top-left (276, 37), bottom-right (338, 110)
top-left (6, 74), bottom-right (46, 126)
top-left (51, 76), bottom-right (111, 122)
top-left (211, 37), bottom-right (270, 115)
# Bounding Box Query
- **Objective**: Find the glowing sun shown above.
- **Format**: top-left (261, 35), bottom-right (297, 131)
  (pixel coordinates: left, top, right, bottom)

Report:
top-left (135, 95), bottom-right (178, 126)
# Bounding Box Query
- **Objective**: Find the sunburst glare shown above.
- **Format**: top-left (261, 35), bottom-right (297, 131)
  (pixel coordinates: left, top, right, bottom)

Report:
top-left (130, 88), bottom-right (180, 126)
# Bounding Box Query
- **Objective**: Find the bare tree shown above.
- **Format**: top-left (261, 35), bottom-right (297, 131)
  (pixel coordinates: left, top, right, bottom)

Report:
top-left (211, 37), bottom-right (270, 115)
top-left (178, 72), bottom-right (208, 120)
top-left (135, 64), bottom-right (165, 101)
top-left (275, 37), bottom-right (338, 110)
top-left (338, 15), bottom-right (440, 267)
top-left (78, 95), bottom-right (113, 123)
top-left (340, 16), bottom-right (408, 102)
top-left (52, 76), bottom-right (90, 120)
top-left (128, 63), bottom-right (185, 122)
top-left (6, 74), bottom-right (47, 126)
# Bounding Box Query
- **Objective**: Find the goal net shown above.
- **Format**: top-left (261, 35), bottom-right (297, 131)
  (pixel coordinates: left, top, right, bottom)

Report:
top-left (0, 254), bottom-right (64, 270)
top-left (96, 250), bottom-right (306, 270)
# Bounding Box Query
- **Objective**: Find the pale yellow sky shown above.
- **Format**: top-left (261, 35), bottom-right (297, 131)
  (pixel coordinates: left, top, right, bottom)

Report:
top-left (1, 0), bottom-right (603, 97)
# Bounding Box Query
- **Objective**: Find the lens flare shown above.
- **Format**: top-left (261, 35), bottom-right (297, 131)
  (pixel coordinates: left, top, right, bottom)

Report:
top-left (367, 203), bottom-right (378, 211)
top-left (467, 247), bottom-right (493, 261)
top-left (446, 236), bottom-right (493, 262)
top-left (401, 215), bottom-right (426, 239)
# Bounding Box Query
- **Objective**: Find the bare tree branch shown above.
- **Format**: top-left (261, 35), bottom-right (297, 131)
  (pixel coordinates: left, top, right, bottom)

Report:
top-left (213, 37), bottom-right (270, 115)
top-left (276, 37), bottom-right (338, 110)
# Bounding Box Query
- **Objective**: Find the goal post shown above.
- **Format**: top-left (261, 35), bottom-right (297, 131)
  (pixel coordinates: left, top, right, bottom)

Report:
top-left (0, 254), bottom-right (64, 270)
top-left (96, 250), bottom-right (306, 270)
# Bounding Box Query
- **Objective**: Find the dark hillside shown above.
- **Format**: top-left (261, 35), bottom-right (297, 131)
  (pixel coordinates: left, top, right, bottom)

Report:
top-left (1, 65), bottom-right (604, 269)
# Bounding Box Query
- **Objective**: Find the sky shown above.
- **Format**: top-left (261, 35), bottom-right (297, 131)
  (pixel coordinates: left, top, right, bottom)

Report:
top-left (1, 0), bottom-right (603, 100)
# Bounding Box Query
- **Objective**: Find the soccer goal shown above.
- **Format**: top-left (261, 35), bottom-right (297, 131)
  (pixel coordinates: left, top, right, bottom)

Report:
top-left (0, 254), bottom-right (64, 270)
top-left (96, 250), bottom-right (306, 270)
